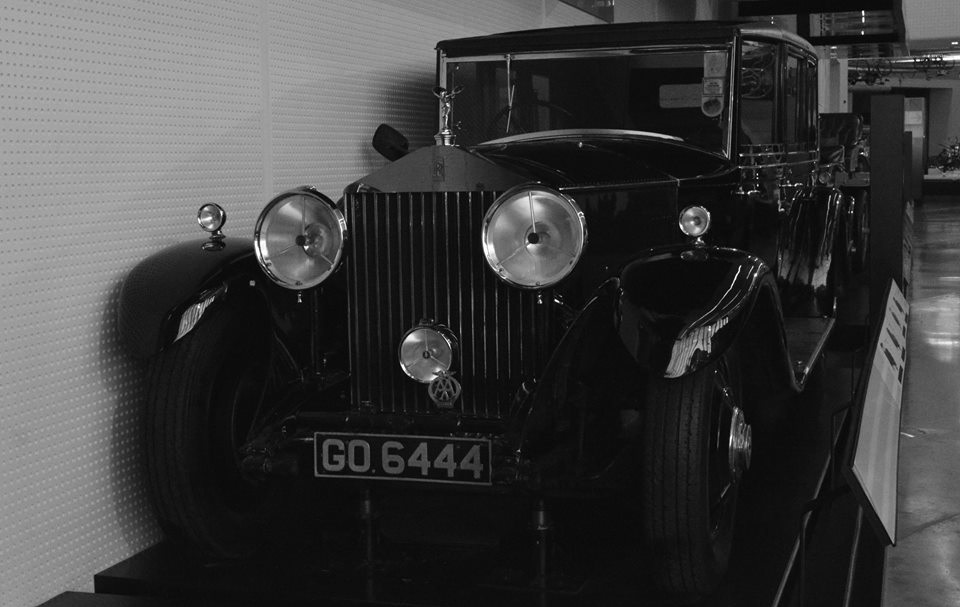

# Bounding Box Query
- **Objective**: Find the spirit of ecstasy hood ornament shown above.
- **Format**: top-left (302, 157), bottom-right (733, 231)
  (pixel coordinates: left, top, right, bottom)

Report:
top-left (433, 85), bottom-right (463, 146)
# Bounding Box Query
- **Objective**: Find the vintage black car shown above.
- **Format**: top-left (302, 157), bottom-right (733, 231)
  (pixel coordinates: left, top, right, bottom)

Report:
top-left (118, 21), bottom-right (862, 599)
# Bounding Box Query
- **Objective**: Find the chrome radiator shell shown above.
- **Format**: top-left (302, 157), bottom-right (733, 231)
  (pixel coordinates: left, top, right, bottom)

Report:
top-left (345, 191), bottom-right (542, 419)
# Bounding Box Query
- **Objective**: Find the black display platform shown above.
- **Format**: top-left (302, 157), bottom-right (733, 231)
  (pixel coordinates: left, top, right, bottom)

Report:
top-left (38, 591), bottom-right (234, 606)
top-left (43, 350), bottom-right (880, 607)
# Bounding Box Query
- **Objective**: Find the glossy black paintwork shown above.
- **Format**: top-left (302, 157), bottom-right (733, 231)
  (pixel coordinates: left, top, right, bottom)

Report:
top-left (776, 185), bottom-right (844, 317)
top-left (118, 22), bottom-right (843, 495)
top-left (615, 246), bottom-right (784, 378)
top-left (117, 239), bottom-right (256, 358)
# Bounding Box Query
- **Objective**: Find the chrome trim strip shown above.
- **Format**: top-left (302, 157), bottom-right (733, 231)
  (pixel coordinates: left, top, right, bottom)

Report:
top-left (480, 128), bottom-right (683, 146)
top-left (739, 27), bottom-right (817, 56)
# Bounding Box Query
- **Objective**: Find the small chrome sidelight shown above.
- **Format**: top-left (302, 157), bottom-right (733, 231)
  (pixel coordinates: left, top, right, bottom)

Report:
top-left (814, 164), bottom-right (837, 187)
top-left (678, 205), bottom-right (712, 245)
top-left (398, 321), bottom-right (459, 384)
top-left (197, 203), bottom-right (227, 251)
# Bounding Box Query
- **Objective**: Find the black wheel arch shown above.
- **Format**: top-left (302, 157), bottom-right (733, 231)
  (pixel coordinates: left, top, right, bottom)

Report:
top-left (615, 245), bottom-right (795, 384)
top-left (516, 245), bottom-right (799, 484)
top-left (118, 238), bottom-right (264, 358)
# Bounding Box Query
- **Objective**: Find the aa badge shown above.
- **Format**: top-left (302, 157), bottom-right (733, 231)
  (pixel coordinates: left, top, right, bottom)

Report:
top-left (428, 371), bottom-right (461, 409)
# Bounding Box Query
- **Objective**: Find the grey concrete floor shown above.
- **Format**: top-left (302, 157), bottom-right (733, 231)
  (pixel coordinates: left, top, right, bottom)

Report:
top-left (884, 197), bottom-right (960, 606)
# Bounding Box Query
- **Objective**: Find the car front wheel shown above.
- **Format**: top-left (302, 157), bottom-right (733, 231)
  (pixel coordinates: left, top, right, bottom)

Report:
top-left (641, 353), bottom-right (751, 599)
top-left (144, 303), bottom-right (277, 558)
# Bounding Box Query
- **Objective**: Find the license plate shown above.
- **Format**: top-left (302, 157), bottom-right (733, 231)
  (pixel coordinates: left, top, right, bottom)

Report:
top-left (313, 432), bottom-right (492, 485)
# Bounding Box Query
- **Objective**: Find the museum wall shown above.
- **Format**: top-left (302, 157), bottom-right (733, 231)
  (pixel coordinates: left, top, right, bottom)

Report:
top-left (0, 2), bottom-right (599, 605)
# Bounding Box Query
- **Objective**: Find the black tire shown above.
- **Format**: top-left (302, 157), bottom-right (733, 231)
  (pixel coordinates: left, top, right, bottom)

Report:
top-left (145, 303), bottom-right (275, 558)
top-left (642, 356), bottom-right (744, 599)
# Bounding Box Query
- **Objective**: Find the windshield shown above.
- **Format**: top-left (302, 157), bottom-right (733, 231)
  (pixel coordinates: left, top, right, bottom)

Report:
top-left (443, 47), bottom-right (732, 155)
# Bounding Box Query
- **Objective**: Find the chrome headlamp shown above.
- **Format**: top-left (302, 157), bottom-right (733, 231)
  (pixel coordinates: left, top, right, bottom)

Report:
top-left (254, 188), bottom-right (346, 289)
top-left (398, 322), bottom-right (457, 383)
top-left (481, 185), bottom-right (586, 289)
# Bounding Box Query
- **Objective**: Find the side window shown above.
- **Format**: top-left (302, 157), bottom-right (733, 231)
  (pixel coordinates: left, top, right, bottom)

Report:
top-left (785, 53), bottom-right (818, 145)
top-left (805, 57), bottom-right (818, 143)
top-left (739, 41), bottom-right (776, 145)
top-left (784, 54), bottom-right (800, 143)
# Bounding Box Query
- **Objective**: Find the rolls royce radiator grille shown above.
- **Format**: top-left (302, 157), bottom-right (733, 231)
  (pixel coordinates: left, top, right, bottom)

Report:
top-left (345, 191), bottom-right (541, 419)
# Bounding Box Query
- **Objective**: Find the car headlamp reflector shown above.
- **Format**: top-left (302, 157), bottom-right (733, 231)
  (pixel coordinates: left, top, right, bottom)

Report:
top-left (398, 324), bottom-right (457, 383)
top-left (254, 188), bottom-right (346, 289)
top-left (679, 205), bottom-right (712, 238)
top-left (481, 185), bottom-right (586, 289)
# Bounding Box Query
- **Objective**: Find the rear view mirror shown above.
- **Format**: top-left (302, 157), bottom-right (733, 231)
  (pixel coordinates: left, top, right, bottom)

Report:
top-left (373, 124), bottom-right (409, 161)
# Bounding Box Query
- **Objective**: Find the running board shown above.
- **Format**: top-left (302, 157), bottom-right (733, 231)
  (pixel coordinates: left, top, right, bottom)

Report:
top-left (784, 317), bottom-right (836, 388)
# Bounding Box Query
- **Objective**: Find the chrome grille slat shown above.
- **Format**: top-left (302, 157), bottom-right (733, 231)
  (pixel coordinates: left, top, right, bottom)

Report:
top-left (346, 191), bottom-right (538, 419)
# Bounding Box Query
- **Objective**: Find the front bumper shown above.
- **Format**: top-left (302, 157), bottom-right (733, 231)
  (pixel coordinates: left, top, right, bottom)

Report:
top-left (240, 409), bottom-right (638, 495)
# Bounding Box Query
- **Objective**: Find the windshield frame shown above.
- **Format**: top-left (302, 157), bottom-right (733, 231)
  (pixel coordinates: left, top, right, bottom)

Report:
top-left (438, 42), bottom-right (737, 157)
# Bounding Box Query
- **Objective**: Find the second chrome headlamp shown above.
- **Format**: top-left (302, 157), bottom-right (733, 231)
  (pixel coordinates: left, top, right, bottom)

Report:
top-left (481, 184), bottom-right (586, 289)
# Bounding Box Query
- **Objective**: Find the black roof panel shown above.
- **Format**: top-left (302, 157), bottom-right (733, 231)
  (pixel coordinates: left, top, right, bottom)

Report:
top-left (436, 21), bottom-right (749, 57)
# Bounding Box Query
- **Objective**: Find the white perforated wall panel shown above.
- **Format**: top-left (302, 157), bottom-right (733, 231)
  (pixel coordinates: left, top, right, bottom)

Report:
top-left (267, 0), bottom-right (599, 193)
top-left (0, 2), bottom-right (597, 606)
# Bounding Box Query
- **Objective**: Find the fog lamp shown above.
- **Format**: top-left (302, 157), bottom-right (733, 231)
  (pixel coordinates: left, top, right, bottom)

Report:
top-left (481, 185), bottom-right (586, 289)
top-left (679, 205), bottom-right (712, 239)
top-left (254, 188), bottom-right (346, 290)
top-left (398, 323), bottom-right (457, 383)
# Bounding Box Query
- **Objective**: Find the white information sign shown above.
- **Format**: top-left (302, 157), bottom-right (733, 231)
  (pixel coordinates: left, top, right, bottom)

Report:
top-left (849, 281), bottom-right (908, 545)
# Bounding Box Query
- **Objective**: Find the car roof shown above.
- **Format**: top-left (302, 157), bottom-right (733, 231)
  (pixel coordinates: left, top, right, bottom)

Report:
top-left (437, 20), bottom-right (815, 58)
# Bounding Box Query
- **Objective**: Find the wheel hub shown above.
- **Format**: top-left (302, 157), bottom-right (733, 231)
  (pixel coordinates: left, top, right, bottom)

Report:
top-left (728, 406), bottom-right (752, 482)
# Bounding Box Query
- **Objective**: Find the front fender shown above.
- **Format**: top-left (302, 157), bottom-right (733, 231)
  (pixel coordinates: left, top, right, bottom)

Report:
top-left (117, 238), bottom-right (258, 358)
top-left (516, 279), bottom-right (634, 479)
top-left (616, 245), bottom-right (781, 378)
top-left (517, 246), bottom-right (797, 486)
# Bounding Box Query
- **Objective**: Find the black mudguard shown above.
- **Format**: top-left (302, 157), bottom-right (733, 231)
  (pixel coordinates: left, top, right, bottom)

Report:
top-left (616, 245), bottom-right (792, 379)
top-left (517, 245), bottom-right (799, 487)
top-left (515, 280), bottom-right (635, 484)
top-left (117, 239), bottom-right (260, 359)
